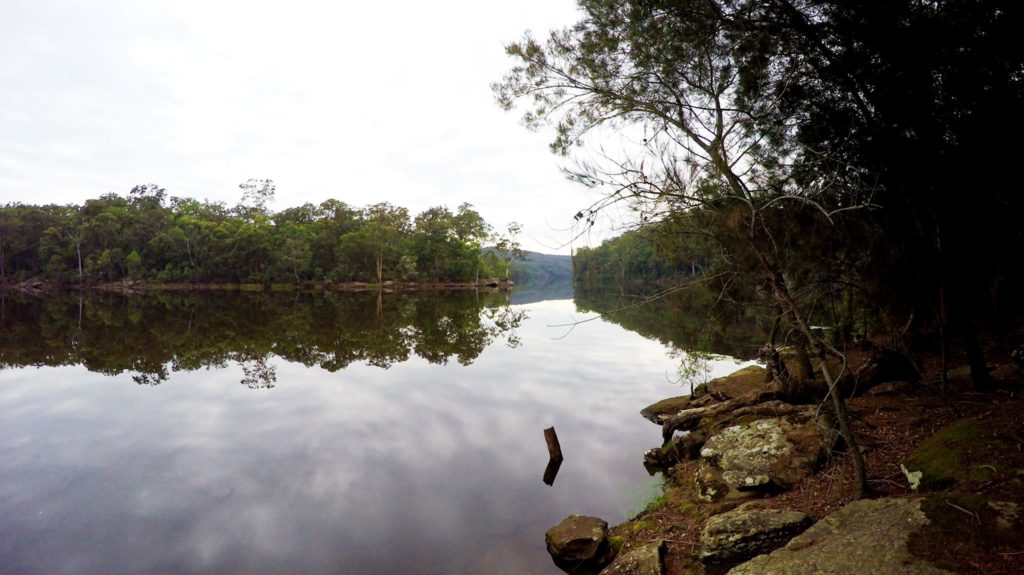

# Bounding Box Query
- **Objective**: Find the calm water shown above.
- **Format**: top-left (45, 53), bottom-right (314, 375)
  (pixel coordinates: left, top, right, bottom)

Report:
top-left (0, 291), bottom-right (746, 575)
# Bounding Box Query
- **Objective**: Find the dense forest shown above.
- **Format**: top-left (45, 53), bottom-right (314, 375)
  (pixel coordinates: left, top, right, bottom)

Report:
top-left (572, 216), bottom-right (711, 290)
top-left (0, 180), bottom-right (524, 286)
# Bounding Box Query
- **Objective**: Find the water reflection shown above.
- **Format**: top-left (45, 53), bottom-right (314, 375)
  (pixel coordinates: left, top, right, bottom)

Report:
top-left (0, 292), bottom-right (746, 575)
top-left (542, 458), bottom-right (564, 486)
top-left (0, 291), bottom-right (525, 386)
top-left (573, 288), bottom-right (769, 360)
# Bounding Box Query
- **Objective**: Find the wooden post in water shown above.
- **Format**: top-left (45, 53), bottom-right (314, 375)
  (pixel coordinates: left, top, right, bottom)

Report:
top-left (543, 426), bottom-right (563, 461)
top-left (542, 457), bottom-right (563, 486)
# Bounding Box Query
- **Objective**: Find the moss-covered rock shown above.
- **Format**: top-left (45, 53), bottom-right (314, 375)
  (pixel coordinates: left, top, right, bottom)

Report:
top-left (900, 418), bottom-right (1005, 491)
top-left (706, 365), bottom-right (768, 400)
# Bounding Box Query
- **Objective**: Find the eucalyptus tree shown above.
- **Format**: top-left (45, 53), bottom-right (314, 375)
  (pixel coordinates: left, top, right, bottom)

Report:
top-left (494, 222), bottom-right (525, 281)
top-left (495, 0), bottom-right (871, 494)
top-left (338, 202), bottom-right (411, 283)
top-left (236, 178), bottom-right (276, 223)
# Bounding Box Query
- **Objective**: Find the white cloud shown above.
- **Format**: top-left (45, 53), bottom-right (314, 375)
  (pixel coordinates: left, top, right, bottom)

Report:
top-left (0, 0), bottom-right (628, 252)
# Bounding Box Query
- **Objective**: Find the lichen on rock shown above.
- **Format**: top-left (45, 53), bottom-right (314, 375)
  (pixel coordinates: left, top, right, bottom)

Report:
top-left (600, 541), bottom-right (663, 575)
top-left (727, 498), bottom-right (953, 575)
top-left (699, 413), bottom-right (834, 493)
top-left (699, 502), bottom-right (813, 565)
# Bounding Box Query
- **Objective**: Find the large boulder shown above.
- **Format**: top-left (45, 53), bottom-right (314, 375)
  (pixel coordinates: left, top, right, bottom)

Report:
top-left (699, 411), bottom-right (836, 493)
top-left (700, 503), bottom-right (813, 565)
top-left (727, 498), bottom-right (953, 574)
top-left (706, 365), bottom-right (769, 400)
top-left (694, 461), bottom-right (733, 503)
top-left (851, 346), bottom-right (919, 392)
top-left (600, 541), bottom-right (664, 575)
top-left (545, 515), bottom-right (615, 574)
top-left (901, 417), bottom-right (1006, 491)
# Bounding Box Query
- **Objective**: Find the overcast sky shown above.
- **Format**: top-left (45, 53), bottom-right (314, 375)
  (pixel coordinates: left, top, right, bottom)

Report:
top-left (0, 0), bottom-right (628, 254)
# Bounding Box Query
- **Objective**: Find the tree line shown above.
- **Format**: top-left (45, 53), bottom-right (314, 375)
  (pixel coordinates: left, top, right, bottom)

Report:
top-left (573, 215), bottom-right (715, 291)
top-left (0, 180), bottom-right (524, 286)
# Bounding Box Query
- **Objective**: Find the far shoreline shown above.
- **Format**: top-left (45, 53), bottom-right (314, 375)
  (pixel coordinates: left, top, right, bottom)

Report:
top-left (0, 278), bottom-right (516, 295)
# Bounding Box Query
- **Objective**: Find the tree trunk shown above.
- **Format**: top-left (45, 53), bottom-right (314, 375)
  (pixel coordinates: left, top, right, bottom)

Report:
top-left (939, 282), bottom-right (949, 397)
top-left (75, 239), bottom-right (83, 283)
top-left (756, 248), bottom-right (870, 498)
top-left (963, 321), bottom-right (991, 391)
top-left (185, 236), bottom-right (195, 268)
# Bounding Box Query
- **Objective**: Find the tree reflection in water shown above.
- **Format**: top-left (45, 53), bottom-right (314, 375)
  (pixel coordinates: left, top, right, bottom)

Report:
top-left (0, 291), bottom-right (526, 387)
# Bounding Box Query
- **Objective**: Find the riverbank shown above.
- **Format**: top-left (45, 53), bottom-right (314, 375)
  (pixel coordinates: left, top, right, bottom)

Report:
top-left (546, 347), bottom-right (1024, 574)
top-left (0, 277), bottom-right (515, 295)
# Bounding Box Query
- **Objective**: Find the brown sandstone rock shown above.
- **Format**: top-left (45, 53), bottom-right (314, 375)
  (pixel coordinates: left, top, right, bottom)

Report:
top-left (601, 541), bottom-right (664, 575)
top-left (545, 515), bottom-right (615, 573)
top-left (700, 502), bottom-right (812, 565)
top-left (699, 412), bottom-right (836, 493)
top-left (727, 498), bottom-right (953, 575)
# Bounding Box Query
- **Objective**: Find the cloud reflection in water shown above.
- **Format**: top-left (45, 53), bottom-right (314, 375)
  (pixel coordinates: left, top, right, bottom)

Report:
top-left (0, 295), bottom-right (750, 574)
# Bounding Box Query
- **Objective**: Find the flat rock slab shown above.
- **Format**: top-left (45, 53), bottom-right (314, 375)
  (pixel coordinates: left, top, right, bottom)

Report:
top-left (640, 396), bottom-right (691, 424)
top-left (700, 503), bottom-right (813, 564)
top-left (601, 541), bottom-right (663, 575)
top-left (727, 498), bottom-right (953, 575)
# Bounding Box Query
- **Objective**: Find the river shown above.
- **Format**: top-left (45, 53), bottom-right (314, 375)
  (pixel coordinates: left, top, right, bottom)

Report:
top-left (0, 290), bottom-right (748, 574)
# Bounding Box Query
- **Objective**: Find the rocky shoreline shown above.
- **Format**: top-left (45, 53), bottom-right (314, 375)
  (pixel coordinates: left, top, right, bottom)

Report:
top-left (545, 347), bottom-right (1024, 574)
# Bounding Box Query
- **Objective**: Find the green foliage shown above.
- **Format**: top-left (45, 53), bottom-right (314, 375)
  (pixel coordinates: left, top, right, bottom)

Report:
top-left (125, 250), bottom-right (143, 279)
top-left (0, 187), bottom-right (501, 286)
top-left (573, 215), bottom-right (713, 291)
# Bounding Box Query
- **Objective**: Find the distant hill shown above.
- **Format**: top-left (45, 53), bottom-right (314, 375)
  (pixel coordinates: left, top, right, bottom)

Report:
top-left (511, 251), bottom-right (572, 285)
top-left (481, 248), bottom-right (573, 299)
